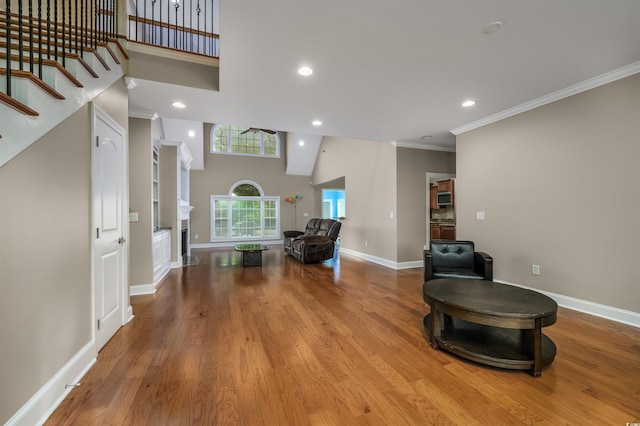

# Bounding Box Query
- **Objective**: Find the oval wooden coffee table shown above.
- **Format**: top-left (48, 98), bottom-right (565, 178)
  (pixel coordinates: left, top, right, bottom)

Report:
top-left (423, 279), bottom-right (558, 377)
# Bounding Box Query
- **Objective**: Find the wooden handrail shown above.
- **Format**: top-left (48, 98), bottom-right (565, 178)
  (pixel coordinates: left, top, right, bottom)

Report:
top-left (128, 14), bottom-right (219, 40)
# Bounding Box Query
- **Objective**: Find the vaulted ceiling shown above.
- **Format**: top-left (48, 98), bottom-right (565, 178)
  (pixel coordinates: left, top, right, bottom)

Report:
top-left (129, 0), bottom-right (640, 167)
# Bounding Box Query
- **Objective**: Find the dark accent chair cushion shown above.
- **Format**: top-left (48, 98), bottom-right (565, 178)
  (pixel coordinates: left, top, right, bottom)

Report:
top-left (424, 240), bottom-right (493, 282)
top-left (283, 218), bottom-right (341, 263)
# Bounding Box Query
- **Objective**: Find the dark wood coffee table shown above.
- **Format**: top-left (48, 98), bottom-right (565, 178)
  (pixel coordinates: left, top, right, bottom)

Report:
top-left (423, 278), bottom-right (558, 377)
top-left (234, 244), bottom-right (268, 267)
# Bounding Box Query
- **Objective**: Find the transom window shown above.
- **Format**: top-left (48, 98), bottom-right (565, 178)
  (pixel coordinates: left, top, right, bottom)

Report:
top-left (211, 181), bottom-right (280, 241)
top-left (211, 124), bottom-right (280, 157)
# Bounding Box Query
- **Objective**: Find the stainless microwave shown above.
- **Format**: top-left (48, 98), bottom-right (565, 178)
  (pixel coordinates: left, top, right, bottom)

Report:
top-left (437, 192), bottom-right (452, 206)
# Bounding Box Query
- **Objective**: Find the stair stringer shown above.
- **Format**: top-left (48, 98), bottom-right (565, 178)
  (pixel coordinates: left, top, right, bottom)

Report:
top-left (0, 47), bottom-right (126, 168)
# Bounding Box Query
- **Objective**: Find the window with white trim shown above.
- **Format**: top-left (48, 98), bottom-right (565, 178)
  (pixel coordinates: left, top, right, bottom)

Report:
top-left (211, 181), bottom-right (280, 241)
top-left (211, 124), bottom-right (280, 157)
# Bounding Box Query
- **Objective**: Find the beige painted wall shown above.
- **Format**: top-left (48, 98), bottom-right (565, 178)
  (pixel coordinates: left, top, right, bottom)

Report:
top-left (456, 73), bottom-right (640, 313)
top-left (189, 124), bottom-right (314, 243)
top-left (396, 148), bottom-right (456, 262)
top-left (128, 118), bottom-right (154, 285)
top-left (312, 137), bottom-right (398, 261)
top-left (160, 145), bottom-right (179, 261)
top-left (0, 81), bottom-right (128, 423)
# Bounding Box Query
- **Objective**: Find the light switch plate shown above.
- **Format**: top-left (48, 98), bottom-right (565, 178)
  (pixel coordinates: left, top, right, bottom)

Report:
top-left (476, 211), bottom-right (485, 220)
top-left (129, 212), bottom-right (139, 222)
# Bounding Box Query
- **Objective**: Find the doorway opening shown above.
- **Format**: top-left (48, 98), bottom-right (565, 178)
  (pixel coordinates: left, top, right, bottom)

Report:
top-left (426, 172), bottom-right (456, 245)
top-left (322, 189), bottom-right (346, 220)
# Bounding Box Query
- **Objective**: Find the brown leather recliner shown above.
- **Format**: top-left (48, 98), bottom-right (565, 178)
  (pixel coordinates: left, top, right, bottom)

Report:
top-left (283, 218), bottom-right (341, 263)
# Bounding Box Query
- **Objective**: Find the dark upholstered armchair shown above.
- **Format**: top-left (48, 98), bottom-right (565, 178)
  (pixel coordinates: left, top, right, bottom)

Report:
top-left (283, 218), bottom-right (341, 263)
top-left (424, 240), bottom-right (493, 283)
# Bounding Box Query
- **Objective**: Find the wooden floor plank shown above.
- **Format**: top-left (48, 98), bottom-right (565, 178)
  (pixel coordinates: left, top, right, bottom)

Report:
top-left (45, 247), bottom-right (640, 425)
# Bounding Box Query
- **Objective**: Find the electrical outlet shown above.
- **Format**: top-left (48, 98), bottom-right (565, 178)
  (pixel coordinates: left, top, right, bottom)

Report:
top-left (364, 241), bottom-right (368, 247)
top-left (194, 234), bottom-right (199, 240)
top-left (532, 264), bottom-right (540, 275)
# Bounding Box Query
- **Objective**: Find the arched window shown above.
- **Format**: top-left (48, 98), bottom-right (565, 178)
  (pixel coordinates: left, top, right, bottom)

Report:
top-left (211, 181), bottom-right (280, 241)
top-left (211, 124), bottom-right (280, 157)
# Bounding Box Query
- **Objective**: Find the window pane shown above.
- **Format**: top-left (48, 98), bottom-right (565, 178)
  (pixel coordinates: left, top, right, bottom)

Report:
top-left (213, 125), bottom-right (229, 152)
top-left (212, 124), bottom-right (279, 158)
top-left (230, 126), bottom-right (244, 153)
top-left (214, 200), bottom-right (228, 238)
top-left (231, 200), bottom-right (261, 237)
top-left (264, 200), bottom-right (277, 236)
top-left (264, 133), bottom-right (277, 156)
top-left (230, 127), bottom-right (260, 155)
top-left (232, 183), bottom-right (260, 197)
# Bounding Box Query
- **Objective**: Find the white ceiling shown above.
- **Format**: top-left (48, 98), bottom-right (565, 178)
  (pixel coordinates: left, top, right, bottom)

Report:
top-left (129, 0), bottom-right (640, 166)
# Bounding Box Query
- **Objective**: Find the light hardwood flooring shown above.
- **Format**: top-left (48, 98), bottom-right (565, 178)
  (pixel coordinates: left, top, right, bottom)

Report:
top-left (46, 247), bottom-right (640, 425)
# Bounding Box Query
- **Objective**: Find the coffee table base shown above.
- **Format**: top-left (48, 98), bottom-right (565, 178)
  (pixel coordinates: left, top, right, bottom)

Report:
top-left (424, 314), bottom-right (556, 376)
top-left (234, 244), bottom-right (268, 267)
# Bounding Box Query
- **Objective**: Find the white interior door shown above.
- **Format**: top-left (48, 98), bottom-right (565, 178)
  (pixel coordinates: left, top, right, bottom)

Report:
top-left (92, 104), bottom-right (127, 351)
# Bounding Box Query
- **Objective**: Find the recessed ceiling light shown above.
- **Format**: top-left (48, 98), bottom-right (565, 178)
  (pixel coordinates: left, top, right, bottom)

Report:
top-left (188, 130), bottom-right (195, 137)
top-left (299, 140), bottom-right (305, 147)
top-left (312, 120), bottom-right (322, 126)
top-left (462, 100), bottom-right (476, 107)
top-left (172, 101), bottom-right (186, 109)
top-left (298, 66), bottom-right (313, 76)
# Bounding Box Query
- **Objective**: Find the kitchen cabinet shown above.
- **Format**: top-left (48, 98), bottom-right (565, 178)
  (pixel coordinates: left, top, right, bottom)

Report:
top-left (430, 185), bottom-right (439, 210)
top-left (431, 224), bottom-right (456, 240)
top-left (430, 224), bottom-right (441, 240)
top-left (440, 225), bottom-right (455, 240)
top-left (435, 179), bottom-right (455, 208)
top-left (437, 179), bottom-right (454, 193)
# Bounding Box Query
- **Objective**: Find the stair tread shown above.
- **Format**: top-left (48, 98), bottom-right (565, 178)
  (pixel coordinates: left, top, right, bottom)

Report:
top-left (0, 68), bottom-right (65, 100)
top-left (0, 51), bottom-right (84, 88)
top-left (0, 90), bottom-right (39, 116)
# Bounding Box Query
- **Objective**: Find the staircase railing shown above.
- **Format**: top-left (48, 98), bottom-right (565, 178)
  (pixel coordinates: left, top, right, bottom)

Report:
top-left (1, 0), bottom-right (119, 113)
top-left (128, 0), bottom-right (219, 57)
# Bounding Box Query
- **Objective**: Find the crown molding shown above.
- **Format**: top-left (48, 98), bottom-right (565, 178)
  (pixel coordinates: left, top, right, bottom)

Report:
top-left (451, 61), bottom-right (640, 135)
top-left (391, 140), bottom-right (456, 152)
top-left (128, 109), bottom-right (158, 120)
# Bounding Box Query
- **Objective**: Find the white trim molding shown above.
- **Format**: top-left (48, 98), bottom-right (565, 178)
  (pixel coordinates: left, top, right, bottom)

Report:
top-left (130, 283), bottom-right (157, 296)
top-left (339, 248), bottom-right (422, 270)
top-left (495, 279), bottom-right (640, 329)
top-left (7, 341), bottom-right (96, 426)
top-left (451, 61), bottom-right (640, 135)
top-left (391, 140), bottom-right (456, 152)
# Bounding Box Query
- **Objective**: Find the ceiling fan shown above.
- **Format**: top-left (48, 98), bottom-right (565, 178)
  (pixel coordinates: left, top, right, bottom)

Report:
top-left (240, 127), bottom-right (276, 135)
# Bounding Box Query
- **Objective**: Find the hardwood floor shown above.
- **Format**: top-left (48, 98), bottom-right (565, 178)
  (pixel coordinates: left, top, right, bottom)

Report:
top-left (46, 247), bottom-right (640, 425)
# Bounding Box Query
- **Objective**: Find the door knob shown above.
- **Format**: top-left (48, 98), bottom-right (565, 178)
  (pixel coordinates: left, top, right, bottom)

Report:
top-left (118, 237), bottom-right (126, 244)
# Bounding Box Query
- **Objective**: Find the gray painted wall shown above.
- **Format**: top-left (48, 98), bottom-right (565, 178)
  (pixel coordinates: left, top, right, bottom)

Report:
top-left (456, 73), bottom-right (640, 313)
top-left (0, 80), bottom-right (128, 423)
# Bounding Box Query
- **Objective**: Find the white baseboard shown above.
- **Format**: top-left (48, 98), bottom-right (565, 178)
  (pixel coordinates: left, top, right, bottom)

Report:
top-left (125, 305), bottom-right (134, 324)
top-left (494, 279), bottom-right (640, 328)
top-left (340, 249), bottom-right (639, 328)
top-left (339, 248), bottom-right (422, 270)
top-left (6, 341), bottom-right (96, 426)
top-left (130, 282), bottom-right (156, 296)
